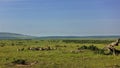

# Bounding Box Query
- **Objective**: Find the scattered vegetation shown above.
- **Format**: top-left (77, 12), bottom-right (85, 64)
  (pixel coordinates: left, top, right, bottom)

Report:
top-left (0, 39), bottom-right (120, 68)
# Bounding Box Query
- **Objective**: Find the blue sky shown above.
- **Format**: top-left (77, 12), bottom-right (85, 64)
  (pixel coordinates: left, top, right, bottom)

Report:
top-left (0, 0), bottom-right (120, 36)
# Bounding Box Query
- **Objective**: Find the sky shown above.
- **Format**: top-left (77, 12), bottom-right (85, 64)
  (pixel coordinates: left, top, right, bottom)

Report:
top-left (0, 0), bottom-right (120, 36)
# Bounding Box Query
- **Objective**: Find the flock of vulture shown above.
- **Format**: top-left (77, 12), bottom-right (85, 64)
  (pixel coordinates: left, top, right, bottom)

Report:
top-left (17, 46), bottom-right (57, 51)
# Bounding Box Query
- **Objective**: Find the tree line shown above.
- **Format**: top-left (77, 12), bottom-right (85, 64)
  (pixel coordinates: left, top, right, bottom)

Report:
top-left (62, 40), bottom-right (114, 44)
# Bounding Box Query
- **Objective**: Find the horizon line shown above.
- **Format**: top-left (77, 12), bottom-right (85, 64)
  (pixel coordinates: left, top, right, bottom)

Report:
top-left (0, 32), bottom-right (120, 37)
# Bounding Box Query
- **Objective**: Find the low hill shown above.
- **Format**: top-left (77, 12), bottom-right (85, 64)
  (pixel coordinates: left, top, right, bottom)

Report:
top-left (0, 32), bottom-right (120, 40)
top-left (0, 32), bottom-right (36, 39)
top-left (35, 36), bottom-right (120, 40)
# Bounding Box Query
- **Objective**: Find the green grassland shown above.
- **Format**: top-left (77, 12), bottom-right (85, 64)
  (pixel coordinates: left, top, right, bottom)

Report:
top-left (0, 39), bottom-right (120, 68)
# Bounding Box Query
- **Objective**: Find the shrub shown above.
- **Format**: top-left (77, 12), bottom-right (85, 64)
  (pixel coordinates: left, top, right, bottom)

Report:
top-left (78, 45), bottom-right (107, 55)
top-left (88, 45), bottom-right (99, 51)
top-left (0, 43), bottom-right (6, 47)
top-left (78, 45), bottom-right (99, 51)
top-left (78, 45), bottom-right (88, 50)
top-left (12, 59), bottom-right (26, 65)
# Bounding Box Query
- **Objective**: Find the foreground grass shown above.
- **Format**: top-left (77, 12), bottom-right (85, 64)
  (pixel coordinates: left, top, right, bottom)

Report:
top-left (0, 39), bottom-right (120, 68)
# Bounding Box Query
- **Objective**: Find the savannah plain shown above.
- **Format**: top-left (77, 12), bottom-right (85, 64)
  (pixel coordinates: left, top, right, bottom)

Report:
top-left (0, 39), bottom-right (120, 68)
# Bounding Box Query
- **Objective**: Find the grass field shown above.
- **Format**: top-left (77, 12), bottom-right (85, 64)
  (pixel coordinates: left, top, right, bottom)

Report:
top-left (0, 39), bottom-right (120, 68)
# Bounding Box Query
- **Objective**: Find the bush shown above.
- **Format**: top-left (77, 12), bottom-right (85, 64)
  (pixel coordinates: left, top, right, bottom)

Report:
top-left (12, 59), bottom-right (26, 65)
top-left (88, 45), bottom-right (99, 51)
top-left (78, 45), bottom-right (99, 51)
top-left (78, 45), bottom-right (88, 50)
top-left (78, 45), bottom-right (107, 55)
top-left (0, 43), bottom-right (6, 47)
